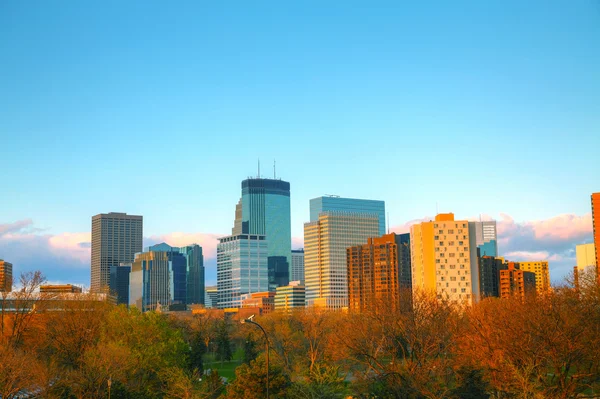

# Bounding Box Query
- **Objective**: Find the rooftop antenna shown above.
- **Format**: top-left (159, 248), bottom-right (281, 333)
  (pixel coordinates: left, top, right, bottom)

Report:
top-left (274, 159), bottom-right (276, 179)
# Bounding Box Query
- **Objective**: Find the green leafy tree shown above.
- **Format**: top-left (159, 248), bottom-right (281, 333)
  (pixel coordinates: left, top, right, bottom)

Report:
top-left (226, 357), bottom-right (291, 399)
top-left (215, 318), bottom-right (233, 362)
top-left (243, 332), bottom-right (258, 364)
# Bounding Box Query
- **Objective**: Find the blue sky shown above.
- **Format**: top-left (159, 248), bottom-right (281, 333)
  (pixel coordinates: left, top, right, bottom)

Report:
top-left (1, 1), bottom-right (599, 286)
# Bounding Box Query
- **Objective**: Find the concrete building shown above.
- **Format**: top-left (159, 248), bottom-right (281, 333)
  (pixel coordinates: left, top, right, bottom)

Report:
top-left (205, 286), bottom-right (218, 308)
top-left (479, 256), bottom-right (503, 298)
top-left (275, 281), bottom-right (306, 312)
top-left (304, 211), bottom-right (379, 309)
top-left (91, 212), bottom-right (143, 292)
top-left (129, 250), bottom-right (187, 312)
top-left (472, 220), bottom-right (498, 257)
top-left (347, 233), bottom-right (410, 313)
top-left (593, 193), bottom-right (600, 280)
top-left (519, 261), bottom-right (550, 294)
top-left (310, 196), bottom-right (386, 236)
top-left (499, 262), bottom-right (536, 299)
top-left (576, 243), bottom-right (596, 273)
top-left (291, 249), bottom-right (305, 282)
top-left (242, 291), bottom-right (276, 314)
top-left (0, 259), bottom-right (13, 292)
top-left (217, 234), bottom-right (269, 309)
top-left (40, 284), bottom-right (83, 294)
top-left (410, 213), bottom-right (480, 304)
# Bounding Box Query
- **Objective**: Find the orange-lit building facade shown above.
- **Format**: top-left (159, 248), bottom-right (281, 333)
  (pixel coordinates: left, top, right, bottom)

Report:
top-left (519, 261), bottom-right (550, 295)
top-left (499, 262), bottom-right (536, 299)
top-left (593, 193), bottom-right (600, 282)
top-left (242, 291), bottom-right (275, 314)
top-left (347, 233), bottom-right (404, 312)
top-left (0, 259), bottom-right (13, 292)
top-left (40, 284), bottom-right (83, 294)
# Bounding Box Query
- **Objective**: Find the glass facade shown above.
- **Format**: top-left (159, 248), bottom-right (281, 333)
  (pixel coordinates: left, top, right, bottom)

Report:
top-left (310, 196), bottom-right (386, 236)
top-left (241, 178), bottom-right (292, 285)
top-left (109, 263), bottom-right (131, 305)
top-left (179, 245), bottom-right (205, 305)
top-left (473, 221), bottom-right (498, 257)
top-left (291, 249), bottom-right (305, 282)
top-left (217, 234), bottom-right (269, 309)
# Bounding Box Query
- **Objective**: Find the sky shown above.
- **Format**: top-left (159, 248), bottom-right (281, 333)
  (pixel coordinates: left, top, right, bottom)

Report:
top-left (1, 1), bottom-right (599, 287)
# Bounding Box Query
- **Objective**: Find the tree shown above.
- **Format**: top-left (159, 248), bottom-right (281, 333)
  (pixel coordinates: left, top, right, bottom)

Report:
top-left (0, 343), bottom-right (41, 399)
top-left (5, 270), bottom-right (46, 347)
top-left (226, 357), bottom-right (291, 399)
top-left (243, 332), bottom-right (258, 364)
top-left (215, 318), bottom-right (233, 362)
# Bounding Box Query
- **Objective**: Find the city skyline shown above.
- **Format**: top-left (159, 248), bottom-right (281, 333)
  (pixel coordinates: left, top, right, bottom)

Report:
top-left (1, 1), bottom-right (599, 286)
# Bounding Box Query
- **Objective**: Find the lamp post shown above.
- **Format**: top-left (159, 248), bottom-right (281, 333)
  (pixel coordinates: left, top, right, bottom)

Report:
top-left (241, 315), bottom-right (269, 399)
top-left (107, 376), bottom-right (112, 399)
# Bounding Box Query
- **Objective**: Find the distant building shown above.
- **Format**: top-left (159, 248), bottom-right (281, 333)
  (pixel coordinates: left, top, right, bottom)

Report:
top-left (576, 243), bottom-right (596, 272)
top-left (519, 261), bottom-right (550, 294)
top-left (310, 196), bottom-right (386, 236)
top-left (275, 281), bottom-right (306, 312)
top-left (179, 245), bottom-right (205, 305)
top-left (91, 212), bottom-right (143, 292)
top-left (479, 256), bottom-right (503, 298)
top-left (217, 234), bottom-right (269, 309)
top-left (129, 250), bottom-right (187, 312)
top-left (397, 233), bottom-right (412, 290)
top-left (40, 284), bottom-right (83, 294)
top-left (410, 213), bottom-right (480, 304)
top-left (0, 259), bottom-right (13, 292)
top-left (472, 221), bottom-right (498, 257)
top-left (304, 211), bottom-right (379, 309)
top-left (291, 249), bottom-right (305, 283)
top-left (499, 262), bottom-right (536, 299)
top-left (593, 193), bottom-right (600, 280)
top-left (110, 263), bottom-right (131, 305)
top-left (347, 233), bottom-right (409, 313)
top-left (242, 291), bottom-right (276, 314)
top-left (205, 286), bottom-right (218, 308)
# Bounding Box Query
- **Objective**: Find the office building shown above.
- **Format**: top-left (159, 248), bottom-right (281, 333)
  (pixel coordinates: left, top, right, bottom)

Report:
top-left (40, 284), bottom-right (83, 294)
top-left (347, 233), bottom-right (408, 313)
top-left (397, 233), bottom-right (412, 290)
top-left (0, 259), bottom-right (13, 292)
top-left (499, 262), bottom-right (536, 299)
top-left (304, 211), bottom-right (379, 309)
top-left (472, 220), bottom-right (498, 257)
top-left (110, 263), bottom-right (131, 305)
top-left (291, 249), bottom-right (305, 283)
top-left (576, 243), bottom-right (596, 273)
top-left (179, 245), bottom-right (205, 305)
top-left (310, 196), bottom-right (386, 236)
top-left (129, 249), bottom-right (187, 312)
top-left (205, 286), bottom-right (218, 308)
top-left (91, 212), bottom-right (143, 292)
top-left (217, 233), bottom-right (269, 309)
top-left (242, 291), bottom-right (276, 314)
top-left (275, 281), bottom-right (306, 312)
top-left (410, 213), bottom-right (480, 304)
top-left (479, 256), bottom-right (503, 298)
top-left (593, 193), bottom-right (600, 280)
top-left (235, 178), bottom-right (292, 289)
top-left (519, 261), bottom-right (550, 294)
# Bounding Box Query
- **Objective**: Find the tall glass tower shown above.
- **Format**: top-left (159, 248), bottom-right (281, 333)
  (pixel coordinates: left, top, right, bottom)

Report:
top-left (310, 196), bottom-right (386, 236)
top-left (240, 178), bottom-right (292, 288)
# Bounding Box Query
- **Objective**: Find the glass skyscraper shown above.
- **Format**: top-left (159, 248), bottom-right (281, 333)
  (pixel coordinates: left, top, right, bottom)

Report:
top-left (310, 196), bottom-right (386, 236)
top-left (472, 221), bottom-right (498, 257)
top-left (217, 234), bottom-right (269, 309)
top-left (179, 245), bottom-right (205, 305)
top-left (239, 178), bottom-right (292, 288)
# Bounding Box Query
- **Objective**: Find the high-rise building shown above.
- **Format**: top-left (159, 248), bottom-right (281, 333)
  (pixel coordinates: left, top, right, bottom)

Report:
top-left (576, 243), bottom-right (596, 273)
top-left (0, 259), bottom-right (13, 292)
top-left (347, 233), bottom-right (409, 312)
top-left (205, 286), bottom-right (218, 308)
top-left (91, 212), bottom-right (143, 292)
top-left (217, 233), bottom-right (269, 309)
top-left (479, 256), bottom-right (503, 298)
top-left (499, 262), bottom-right (536, 299)
top-left (110, 263), bottom-right (131, 305)
top-left (519, 261), bottom-right (550, 294)
top-left (397, 233), bottom-right (412, 290)
top-left (410, 213), bottom-right (480, 304)
top-left (310, 196), bottom-right (386, 236)
top-left (592, 193), bottom-right (600, 281)
top-left (472, 221), bottom-right (498, 257)
top-left (179, 245), bottom-right (205, 305)
top-left (275, 281), bottom-right (306, 312)
top-left (291, 249), bottom-right (305, 282)
top-left (40, 284), bottom-right (83, 294)
top-left (237, 178), bottom-right (292, 289)
top-left (129, 250), bottom-right (187, 312)
top-left (304, 212), bottom-right (379, 309)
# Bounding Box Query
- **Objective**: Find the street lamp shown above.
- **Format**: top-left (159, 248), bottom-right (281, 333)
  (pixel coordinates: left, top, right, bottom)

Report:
top-left (241, 315), bottom-right (269, 399)
top-left (107, 376), bottom-right (112, 399)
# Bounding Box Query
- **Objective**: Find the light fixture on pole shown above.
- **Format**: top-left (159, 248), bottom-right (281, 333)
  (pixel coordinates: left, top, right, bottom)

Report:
top-left (241, 315), bottom-right (269, 399)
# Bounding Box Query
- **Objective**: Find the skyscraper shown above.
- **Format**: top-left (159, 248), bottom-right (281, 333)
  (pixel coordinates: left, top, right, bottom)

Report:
top-left (575, 243), bottom-right (596, 273)
top-left (110, 263), bottom-right (131, 305)
top-left (291, 249), bottom-right (305, 282)
top-left (91, 212), bottom-right (143, 292)
top-left (238, 178), bottom-right (292, 288)
top-left (472, 220), bottom-right (498, 257)
top-left (179, 245), bottom-right (205, 305)
top-left (347, 233), bottom-right (407, 313)
top-left (0, 259), bottom-right (13, 292)
top-left (129, 249), bottom-right (187, 312)
top-left (519, 261), bottom-right (550, 294)
top-left (592, 193), bottom-right (600, 282)
top-left (304, 211), bottom-right (379, 309)
top-left (217, 233), bottom-right (269, 309)
top-left (410, 213), bottom-right (480, 304)
top-left (205, 286), bottom-right (218, 308)
top-left (310, 196), bottom-right (386, 236)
